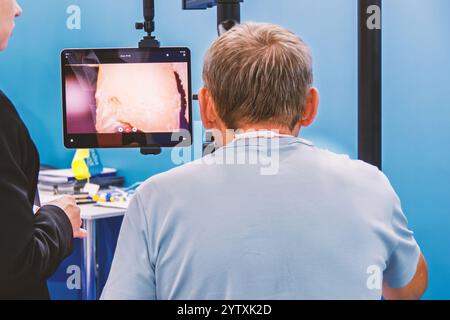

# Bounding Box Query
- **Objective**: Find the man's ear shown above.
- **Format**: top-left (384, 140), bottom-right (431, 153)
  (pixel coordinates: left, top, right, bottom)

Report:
top-left (198, 87), bottom-right (219, 130)
top-left (300, 87), bottom-right (320, 128)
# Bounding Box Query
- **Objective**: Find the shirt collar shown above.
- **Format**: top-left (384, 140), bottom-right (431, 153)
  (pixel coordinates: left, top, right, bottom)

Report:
top-left (220, 130), bottom-right (314, 149)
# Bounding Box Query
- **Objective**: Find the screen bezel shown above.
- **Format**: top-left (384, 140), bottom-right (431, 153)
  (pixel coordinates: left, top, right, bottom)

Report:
top-left (61, 47), bottom-right (193, 149)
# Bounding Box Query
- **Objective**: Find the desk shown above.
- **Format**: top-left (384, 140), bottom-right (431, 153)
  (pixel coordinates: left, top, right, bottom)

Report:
top-left (39, 191), bottom-right (126, 300)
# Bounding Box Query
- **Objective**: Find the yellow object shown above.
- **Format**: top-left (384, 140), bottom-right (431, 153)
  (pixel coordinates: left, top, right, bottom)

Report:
top-left (92, 195), bottom-right (127, 203)
top-left (71, 149), bottom-right (91, 181)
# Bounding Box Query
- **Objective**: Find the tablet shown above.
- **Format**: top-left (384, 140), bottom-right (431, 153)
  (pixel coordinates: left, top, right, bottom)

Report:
top-left (61, 47), bottom-right (192, 149)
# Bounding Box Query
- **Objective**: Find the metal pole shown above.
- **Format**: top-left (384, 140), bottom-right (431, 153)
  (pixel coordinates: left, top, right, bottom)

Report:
top-left (143, 0), bottom-right (155, 36)
top-left (358, 0), bottom-right (382, 169)
top-left (82, 219), bottom-right (97, 300)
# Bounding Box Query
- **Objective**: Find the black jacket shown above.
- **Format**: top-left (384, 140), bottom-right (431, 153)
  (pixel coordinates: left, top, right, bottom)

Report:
top-left (0, 91), bottom-right (73, 300)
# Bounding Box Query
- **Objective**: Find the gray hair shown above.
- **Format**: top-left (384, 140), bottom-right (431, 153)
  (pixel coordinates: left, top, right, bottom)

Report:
top-left (202, 22), bottom-right (313, 130)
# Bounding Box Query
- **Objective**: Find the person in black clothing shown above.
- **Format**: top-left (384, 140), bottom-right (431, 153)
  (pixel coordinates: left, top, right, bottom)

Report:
top-left (0, 0), bottom-right (86, 299)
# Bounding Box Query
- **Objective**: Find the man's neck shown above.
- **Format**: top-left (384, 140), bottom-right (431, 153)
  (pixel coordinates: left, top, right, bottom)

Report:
top-left (219, 123), bottom-right (300, 146)
top-left (237, 124), bottom-right (296, 136)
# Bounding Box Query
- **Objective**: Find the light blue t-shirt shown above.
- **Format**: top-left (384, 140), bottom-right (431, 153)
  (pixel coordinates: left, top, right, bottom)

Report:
top-left (101, 136), bottom-right (421, 300)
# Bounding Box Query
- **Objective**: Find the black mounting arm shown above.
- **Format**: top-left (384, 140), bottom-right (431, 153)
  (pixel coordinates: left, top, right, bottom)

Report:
top-left (136, 0), bottom-right (161, 49)
top-left (217, 0), bottom-right (242, 35)
top-left (182, 0), bottom-right (243, 36)
top-left (182, 0), bottom-right (243, 154)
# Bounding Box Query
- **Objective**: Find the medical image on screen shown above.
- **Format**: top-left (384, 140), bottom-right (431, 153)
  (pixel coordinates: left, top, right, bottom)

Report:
top-left (64, 60), bottom-right (190, 134)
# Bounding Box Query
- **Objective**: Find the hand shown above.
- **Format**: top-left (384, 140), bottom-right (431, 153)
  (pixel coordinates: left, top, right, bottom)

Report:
top-left (47, 196), bottom-right (88, 239)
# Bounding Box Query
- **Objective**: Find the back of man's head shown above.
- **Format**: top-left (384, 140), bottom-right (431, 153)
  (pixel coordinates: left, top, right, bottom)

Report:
top-left (203, 22), bottom-right (313, 131)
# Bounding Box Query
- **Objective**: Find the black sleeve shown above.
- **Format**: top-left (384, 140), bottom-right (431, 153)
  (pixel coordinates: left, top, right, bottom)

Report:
top-left (0, 96), bottom-right (73, 292)
top-left (30, 205), bottom-right (74, 278)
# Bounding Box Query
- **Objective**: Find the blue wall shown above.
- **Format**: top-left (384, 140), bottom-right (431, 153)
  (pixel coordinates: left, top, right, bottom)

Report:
top-left (0, 0), bottom-right (448, 299)
top-left (383, 0), bottom-right (450, 299)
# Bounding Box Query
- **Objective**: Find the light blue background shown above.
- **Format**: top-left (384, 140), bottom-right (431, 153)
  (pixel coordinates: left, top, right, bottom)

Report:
top-left (0, 0), bottom-right (448, 299)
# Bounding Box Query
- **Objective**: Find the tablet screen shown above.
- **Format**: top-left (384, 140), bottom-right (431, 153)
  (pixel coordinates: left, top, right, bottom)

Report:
top-left (61, 47), bottom-right (192, 148)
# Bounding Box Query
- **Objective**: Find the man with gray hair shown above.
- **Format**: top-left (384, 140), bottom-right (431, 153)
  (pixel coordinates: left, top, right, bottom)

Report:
top-left (102, 23), bottom-right (427, 300)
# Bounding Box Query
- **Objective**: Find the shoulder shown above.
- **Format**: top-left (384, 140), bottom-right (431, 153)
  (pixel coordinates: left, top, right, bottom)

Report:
top-left (313, 146), bottom-right (381, 176)
top-left (310, 146), bottom-right (395, 198)
top-left (0, 90), bottom-right (22, 129)
top-left (307, 147), bottom-right (400, 228)
top-left (0, 91), bottom-right (34, 162)
top-left (0, 90), bottom-right (18, 114)
top-left (129, 158), bottom-right (212, 225)
top-left (137, 156), bottom-right (211, 196)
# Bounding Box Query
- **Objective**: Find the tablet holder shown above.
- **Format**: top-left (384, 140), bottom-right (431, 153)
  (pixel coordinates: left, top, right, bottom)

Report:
top-left (135, 0), bottom-right (162, 155)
